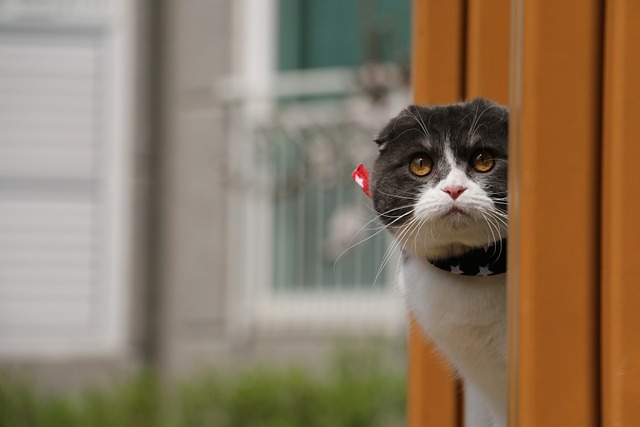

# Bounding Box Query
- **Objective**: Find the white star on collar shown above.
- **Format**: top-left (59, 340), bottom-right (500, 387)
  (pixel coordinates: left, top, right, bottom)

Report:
top-left (477, 265), bottom-right (493, 276)
top-left (450, 265), bottom-right (463, 274)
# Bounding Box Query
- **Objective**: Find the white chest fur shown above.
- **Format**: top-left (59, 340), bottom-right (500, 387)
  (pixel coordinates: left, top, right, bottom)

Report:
top-left (400, 255), bottom-right (507, 427)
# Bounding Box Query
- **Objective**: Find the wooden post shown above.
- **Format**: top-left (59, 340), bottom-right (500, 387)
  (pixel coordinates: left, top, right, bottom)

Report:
top-left (508, 0), bottom-right (603, 425)
top-left (409, 1), bottom-right (465, 426)
top-left (465, 0), bottom-right (510, 104)
top-left (601, 0), bottom-right (640, 425)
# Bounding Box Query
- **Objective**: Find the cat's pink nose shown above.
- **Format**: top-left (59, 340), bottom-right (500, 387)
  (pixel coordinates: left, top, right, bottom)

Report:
top-left (443, 185), bottom-right (466, 200)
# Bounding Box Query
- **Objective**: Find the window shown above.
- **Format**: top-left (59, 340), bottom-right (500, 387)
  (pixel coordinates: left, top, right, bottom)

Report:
top-left (226, 0), bottom-right (410, 334)
top-left (270, 0), bottom-right (410, 291)
top-left (278, 0), bottom-right (411, 70)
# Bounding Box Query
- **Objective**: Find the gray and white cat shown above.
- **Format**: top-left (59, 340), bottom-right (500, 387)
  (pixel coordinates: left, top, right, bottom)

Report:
top-left (372, 98), bottom-right (508, 427)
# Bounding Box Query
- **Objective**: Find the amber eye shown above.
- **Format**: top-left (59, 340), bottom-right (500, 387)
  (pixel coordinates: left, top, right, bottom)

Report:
top-left (409, 155), bottom-right (433, 177)
top-left (471, 150), bottom-right (495, 172)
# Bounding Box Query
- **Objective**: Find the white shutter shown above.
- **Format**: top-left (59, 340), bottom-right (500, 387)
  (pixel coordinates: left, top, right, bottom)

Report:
top-left (0, 36), bottom-right (101, 179)
top-left (0, 1), bottom-right (109, 23)
top-left (0, 0), bottom-right (130, 356)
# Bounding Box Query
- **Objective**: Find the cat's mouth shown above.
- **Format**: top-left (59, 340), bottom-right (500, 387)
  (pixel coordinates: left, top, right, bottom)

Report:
top-left (443, 206), bottom-right (468, 217)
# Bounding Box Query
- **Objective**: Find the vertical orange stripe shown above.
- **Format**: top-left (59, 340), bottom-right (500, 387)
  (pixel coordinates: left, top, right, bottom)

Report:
top-left (408, 317), bottom-right (461, 427)
top-left (508, 0), bottom-right (603, 425)
top-left (412, 0), bottom-right (465, 105)
top-left (601, 0), bottom-right (640, 425)
top-left (409, 1), bottom-right (465, 426)
top-left (462, 2), bottom-right (510, 425)
top-left (465, 0), bottom-right (510, 104)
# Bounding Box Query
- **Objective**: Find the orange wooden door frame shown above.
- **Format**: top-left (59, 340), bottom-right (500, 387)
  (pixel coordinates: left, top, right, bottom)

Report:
top-left (508, 0), bottom-right (602, 425)
top-left (409, 1), bottom-right (465, 426)
top-left (601, 0), bottom-right (640, 425)
top-left (466, 0), bottom-right (510, 104)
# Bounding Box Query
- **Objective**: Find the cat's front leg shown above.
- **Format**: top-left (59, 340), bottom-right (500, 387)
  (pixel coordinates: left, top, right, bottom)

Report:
top-left (465, 381), bottom-right (493, 427)
top-left (465, 381), bottom-right (505, 427)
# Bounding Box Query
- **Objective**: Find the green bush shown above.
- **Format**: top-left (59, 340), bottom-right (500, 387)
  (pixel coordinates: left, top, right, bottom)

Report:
top-left (0, 347), bottom-right (406, 427)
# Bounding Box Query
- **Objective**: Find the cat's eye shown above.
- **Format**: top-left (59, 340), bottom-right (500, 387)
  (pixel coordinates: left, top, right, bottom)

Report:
top-left (409, 155), bottom-right (433, 177)
top-left (471, 151), bottom-right (495, 172)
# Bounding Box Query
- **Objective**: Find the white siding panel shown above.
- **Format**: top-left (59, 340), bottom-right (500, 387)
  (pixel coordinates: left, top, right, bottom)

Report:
top-left (0, 37), bottom-right (100, 179)
top-left (0, 33), bottom-right (106, 349)
top-left (0, 196), bottom-right (99, 335)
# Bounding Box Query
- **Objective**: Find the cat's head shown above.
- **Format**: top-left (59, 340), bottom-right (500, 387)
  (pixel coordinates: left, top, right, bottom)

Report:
top-left (372, 98), bottom-right (508, 260)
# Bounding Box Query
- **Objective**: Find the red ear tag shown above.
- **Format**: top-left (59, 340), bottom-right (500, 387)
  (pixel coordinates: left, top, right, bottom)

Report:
top-left (352, 163), bottom-right (371, 198)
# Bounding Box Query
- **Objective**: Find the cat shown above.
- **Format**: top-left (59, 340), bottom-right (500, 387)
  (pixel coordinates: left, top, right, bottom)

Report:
top-left (371, 98), bottom-right (508, 427)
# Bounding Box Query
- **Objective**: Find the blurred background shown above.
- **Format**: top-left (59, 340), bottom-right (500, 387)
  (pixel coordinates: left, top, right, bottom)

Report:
top-left (0, 0), bottom-right (412, 424)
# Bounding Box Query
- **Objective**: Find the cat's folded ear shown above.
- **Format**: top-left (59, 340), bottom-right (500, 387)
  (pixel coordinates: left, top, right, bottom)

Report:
top-left (373, 136), bottom-right (388, 151)
top-left (471, 97), bottom-right (509, 119)
top-left (374, 105), bottom-right (423, 151)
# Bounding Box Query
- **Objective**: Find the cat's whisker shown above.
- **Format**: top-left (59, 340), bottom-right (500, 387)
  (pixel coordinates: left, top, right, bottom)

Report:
top-left (383, 126), bottom-right (426, 146)
top-left (417, 216), bottom-right (433, 257)
top-left (396, 215), bottom-right (424, 253)
top-left (373, 223), bottom-right (411, 286)
top-left (487, 209), bottom-right (508, 231)
top-left (481, 213), bottom-right (507, 260)
top-left (367, 184), bottom-right (417, 202)
top-left (357, 200), bottom-right (411, 222)
top-left (372, 233), bottom-right (405, 291)
top-left (403, 107), bottom-right (431, 139)
top-left (484, 215), bottom-right (506, 260)
top-left (375, 191), bottom-right (416, 201)
top-left (373, 241), bottom-right (400, 286)
top-left (466, 100), bottom-right (483, 140)
top-left (487, 206), bottom-right (508, 220)
top-left (487, 209), bottom-right (509, 227)
top-left (479, 215), bottom-right (494, 244)
top-left (485, 220), bottom-right (500, 253)
top-left (468, 104), bottom-right (502, 142)
top-left (372, 211), bottom-right (421, 279)
top-left (485, 192), bottom-right (509, 198)
top-left (490, 215), bottom-right (508, 229)
top-left (333, 208), bottom-right (414, 270)
top-left (404, 217), bottom-right (427, 263)
top-left (497, 237), bottom-right (505, 262)
top-left (493, 209), bottom-right (508, 216)
top-left (392, 246), bottom-right (405, 290)
top-left (358, 206), bottom-right (412, 231)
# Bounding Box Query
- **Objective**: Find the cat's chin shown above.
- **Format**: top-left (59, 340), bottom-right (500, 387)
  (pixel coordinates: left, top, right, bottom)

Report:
top-left (396, 221), bottom-right (505, 260)
top-left (406, 242), bottom-right (497, 261)
top-left (444, 206), bottom-right (466, 216)
top-left (439, 208), bottom-right (473, 225)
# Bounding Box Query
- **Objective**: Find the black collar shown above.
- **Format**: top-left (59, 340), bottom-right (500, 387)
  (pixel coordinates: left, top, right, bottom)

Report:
top-left (428, 239), bottom-right (507, 276)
